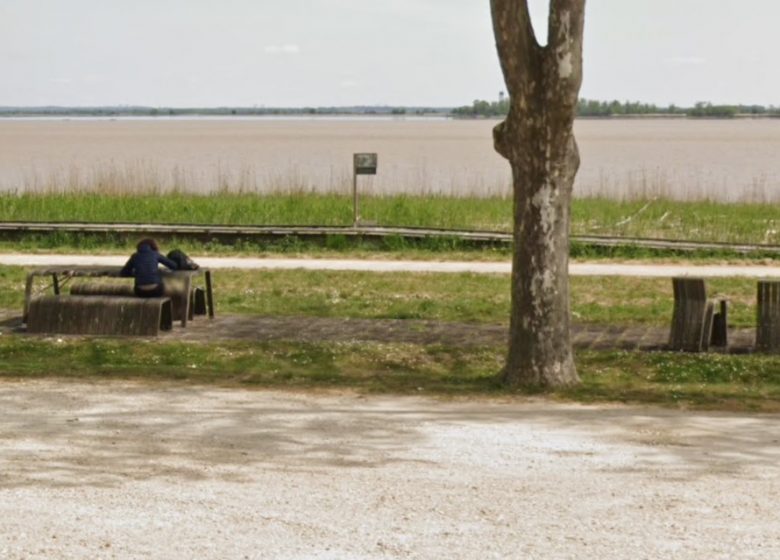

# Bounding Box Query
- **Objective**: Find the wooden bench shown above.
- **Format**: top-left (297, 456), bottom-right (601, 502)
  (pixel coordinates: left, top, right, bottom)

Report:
top-left (669, 277), bottom-right (728, 352)
top-left (756, 281), bottom-right (780, 352)
top-left (27, 295), bottom-right (172, 336)
top-left (23, 266), bottom-right (215, 328)
top-left (70, 283), bottom-right (207, 321)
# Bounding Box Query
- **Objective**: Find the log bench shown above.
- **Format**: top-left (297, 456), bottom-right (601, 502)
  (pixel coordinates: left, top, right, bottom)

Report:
top-left (668, 277), bottom-right (728, 352)
top-left (70, 283), bottom-right (207, 321)
top-left (26, 295), bottom-right (173, 336)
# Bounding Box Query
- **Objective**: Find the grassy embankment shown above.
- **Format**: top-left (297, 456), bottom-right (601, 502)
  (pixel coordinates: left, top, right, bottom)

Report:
top-left (1, 193), bottom-right (780, 259)
top-left (2, 265), bottom-right (780, 411)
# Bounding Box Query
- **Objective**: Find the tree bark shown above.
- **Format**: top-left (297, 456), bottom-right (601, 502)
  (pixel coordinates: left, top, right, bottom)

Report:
top-left (491, 0), bottom-right (586, 388)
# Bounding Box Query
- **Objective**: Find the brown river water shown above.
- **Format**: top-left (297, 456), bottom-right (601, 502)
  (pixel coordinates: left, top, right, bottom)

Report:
top-left (1, 117), bottom-right (778, 202)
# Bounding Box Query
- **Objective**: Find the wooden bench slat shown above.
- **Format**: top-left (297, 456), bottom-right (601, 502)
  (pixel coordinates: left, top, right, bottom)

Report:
top-left (70, 283), bottom-right (206, 321)
top-left (27, 295), bottom-right (172, 336)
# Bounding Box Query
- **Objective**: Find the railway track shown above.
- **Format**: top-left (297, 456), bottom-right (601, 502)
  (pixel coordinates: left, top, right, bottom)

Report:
top-left (1, 221), bottom-right (778, 255)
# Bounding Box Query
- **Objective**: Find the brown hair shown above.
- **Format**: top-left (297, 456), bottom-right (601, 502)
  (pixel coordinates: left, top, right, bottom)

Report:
top-left (137, 238), bottom-right (159, 252)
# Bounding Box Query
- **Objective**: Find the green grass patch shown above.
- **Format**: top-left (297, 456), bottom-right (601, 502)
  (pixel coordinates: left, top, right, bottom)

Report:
top-left (571, 198), bottom-right (780, 245)
top-left (0, 231), bottom-right (514, 261)
top-left (0, 230), bottom-right (776, 263)
top-left (3, 193), bottom-right (780, 247)
top-left (565, 351), bottom-right (780, 412)
top-left (569, 240), bottom-right (780, 262)
top-left (1, 337), bottom-right (779, 411)
top-left (0, 266), bottom-right (763, 327)
top-left (0, 192), bottom-right (511, 231)
top-left (0, 337), bottom-right (505, 394)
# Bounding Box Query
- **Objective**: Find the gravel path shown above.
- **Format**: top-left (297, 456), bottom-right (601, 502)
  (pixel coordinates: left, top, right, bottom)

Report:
top-left (1, 380), bottom-right (778, 559)
top-left (3, 253), bottom-right (780, 277)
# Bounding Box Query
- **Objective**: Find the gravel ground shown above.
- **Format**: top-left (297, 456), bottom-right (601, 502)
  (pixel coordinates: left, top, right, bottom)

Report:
top-left (1, 380), bottom-right (779, 559)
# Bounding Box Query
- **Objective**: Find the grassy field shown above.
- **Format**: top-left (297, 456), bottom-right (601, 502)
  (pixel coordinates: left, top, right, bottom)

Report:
top-left (0, 265), bottom-right (763, 327)
top-left (0, 337), bottom-right (778, 411)
top-left (2, 265), bottom-right (778, 411)
top-left (2, 192), bottom-right (780, 246)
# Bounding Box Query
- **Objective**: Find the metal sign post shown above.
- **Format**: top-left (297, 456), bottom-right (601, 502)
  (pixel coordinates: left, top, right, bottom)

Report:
top-left (353, 153), bottom-right (377, 227)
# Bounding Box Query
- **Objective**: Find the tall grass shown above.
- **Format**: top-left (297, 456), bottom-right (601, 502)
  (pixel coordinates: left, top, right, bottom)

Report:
top-left (0, 192), bottom-right (513, 231)
top-left (1, 191), bottom-right (779, 245)
top-left (6, 158), bottom-right (780, 203)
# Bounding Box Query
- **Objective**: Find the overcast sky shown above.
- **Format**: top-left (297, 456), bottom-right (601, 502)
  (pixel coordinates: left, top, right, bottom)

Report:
top-left (1, 0), bottom-right (778, 107)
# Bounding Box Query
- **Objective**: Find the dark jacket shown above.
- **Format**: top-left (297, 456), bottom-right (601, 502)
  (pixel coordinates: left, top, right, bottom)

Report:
top-left (120, 244), bottom-right (178, 286)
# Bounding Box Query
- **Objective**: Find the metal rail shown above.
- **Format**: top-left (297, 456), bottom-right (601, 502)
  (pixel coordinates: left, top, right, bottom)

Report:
top-left (0, 221), bottom-right (778, 255)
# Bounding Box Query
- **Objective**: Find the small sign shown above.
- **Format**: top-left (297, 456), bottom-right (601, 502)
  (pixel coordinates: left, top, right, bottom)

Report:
top-left (354, 153), bottom-right (378, 175)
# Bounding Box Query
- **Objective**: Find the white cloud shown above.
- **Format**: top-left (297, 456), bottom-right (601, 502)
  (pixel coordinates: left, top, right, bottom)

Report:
top-left (339, 79), bottom-right (359, 88)
top-left (264, 44), bottom-right (300, 55)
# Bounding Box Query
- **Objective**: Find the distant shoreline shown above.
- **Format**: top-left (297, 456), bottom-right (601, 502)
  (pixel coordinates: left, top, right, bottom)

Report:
top-left (2, 113), bottom-right (778, 122)
top-left (0, 114), bottom-right (453, 122)
top-left (454, 113), bottom-right (780, 121)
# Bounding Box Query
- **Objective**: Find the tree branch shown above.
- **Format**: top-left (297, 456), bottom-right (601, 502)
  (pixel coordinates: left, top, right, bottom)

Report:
top-left (490, 0), bottom-right (541, 98)
top-left (546, 0), bottom-right (586, 103)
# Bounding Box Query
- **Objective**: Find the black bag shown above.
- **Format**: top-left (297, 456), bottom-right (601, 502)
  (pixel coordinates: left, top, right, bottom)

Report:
top-left (167, 249), bottom-right (200, 271)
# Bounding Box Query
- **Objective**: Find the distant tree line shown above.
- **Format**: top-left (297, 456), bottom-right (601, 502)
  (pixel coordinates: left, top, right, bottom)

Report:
top-left (3, 102), bottom-right (779, 119)
top-left (0, 106), bottom-right (448, 117)
top-left (451, 98), bottom-right (780, 118)
top-left (450, 97), bottom-right (511, 118)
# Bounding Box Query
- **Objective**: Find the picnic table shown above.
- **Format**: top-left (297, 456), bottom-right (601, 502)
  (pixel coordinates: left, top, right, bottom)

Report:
top-left (23, 265), bottom-right (214, 328)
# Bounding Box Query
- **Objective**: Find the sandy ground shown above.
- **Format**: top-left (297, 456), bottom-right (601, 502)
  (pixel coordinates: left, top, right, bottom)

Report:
top-left (3, 253), bottom-right (780, 277)
top-left (0, 381), bottom-right (779, 559)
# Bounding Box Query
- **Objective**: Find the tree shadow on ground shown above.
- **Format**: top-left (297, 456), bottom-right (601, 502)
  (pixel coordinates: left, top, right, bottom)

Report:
top-left (0, 382), bottom-right (778, 489)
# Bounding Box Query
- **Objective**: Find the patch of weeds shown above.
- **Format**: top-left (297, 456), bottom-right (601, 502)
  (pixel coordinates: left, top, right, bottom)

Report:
top-left (324, 234), bottom-right (349, 250)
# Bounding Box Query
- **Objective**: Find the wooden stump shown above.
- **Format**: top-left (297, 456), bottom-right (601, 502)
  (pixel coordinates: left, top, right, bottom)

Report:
top-left (756, 281), bottom-right (780, 352)
top-left (669, 278), bottom-right (728, 352)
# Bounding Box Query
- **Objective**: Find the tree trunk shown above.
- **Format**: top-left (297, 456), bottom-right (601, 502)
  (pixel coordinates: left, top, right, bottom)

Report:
top-left (502, 136), bottom-right (580, 387)
top-left (491, 0), bottom-right (586, 388)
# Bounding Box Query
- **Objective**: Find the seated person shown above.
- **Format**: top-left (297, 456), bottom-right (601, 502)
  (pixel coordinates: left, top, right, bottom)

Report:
top-left (120, 238), bottom-right (178, 297)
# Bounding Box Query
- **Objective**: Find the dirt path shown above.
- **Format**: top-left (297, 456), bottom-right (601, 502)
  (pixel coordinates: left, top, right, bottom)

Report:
top-left (3, 253), bottom-right (780, 277)
top-left (0, 380), bottom-right (778, 559)
top-left (0, 311), bottom-right (757, 352)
